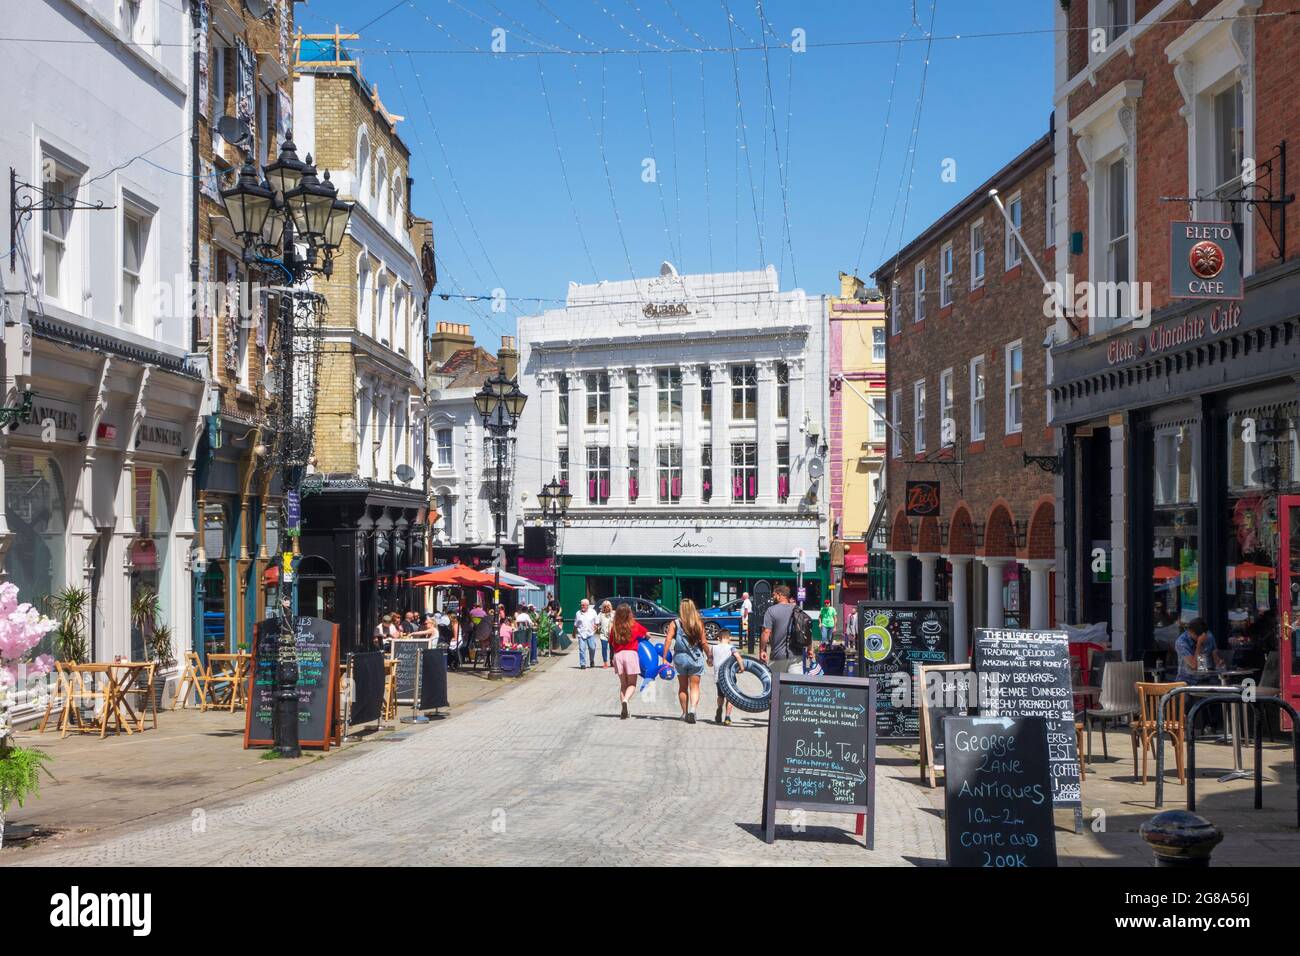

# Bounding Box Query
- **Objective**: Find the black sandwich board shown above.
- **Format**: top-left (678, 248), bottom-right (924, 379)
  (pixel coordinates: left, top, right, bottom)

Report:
top-left (244, 616), bottom-right (340, 751)
top-left (856, 601), bottom-right (953, 740)
top-left (972, 628), bottom-right (1082, 811)
top-left (761, 672), bottom-right (876, 849)
top-left (418, 648), bottom-right (450, 710)
top-left (917, 663), bottom-right (975, 787)
top-left (943, 715), bottom-right (1058, 867)
top-left (348, 651), bottom-right (386, 726)
top-left (390, 637), bottom-right (433, 704)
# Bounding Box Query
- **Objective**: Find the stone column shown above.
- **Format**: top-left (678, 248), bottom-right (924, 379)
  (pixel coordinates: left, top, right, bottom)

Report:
top-left (787, 357), bottom-right (807, 499)
top-left (709, 361), bottom-right (730, 506)
top-left (636, 366), bottom-right (656, 505)
top-left (567, 372), bottom-right (586, 507)
top-left (889, 551), bottom-right (910, 602)
top-left (608, 369), bottom-right (629, 507)
top-left (984, 557), bottom-right (1007, 628)
top-left (918, 553), bottom-right (939, 602)
top-left (1027, 559), bottom-right (1053, 629)
top-left (756, 359), bottom-right (777, 506)
top-left (680, 364), bottom-right (701, 507)
top-left (536, 371), bottom-right (558, 484)
top-left (949, 556), bottom-right (972, 661)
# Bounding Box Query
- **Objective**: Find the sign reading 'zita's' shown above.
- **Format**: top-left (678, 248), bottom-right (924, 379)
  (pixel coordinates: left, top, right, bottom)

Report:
top-left (1169, 220), bottom-right (1243, 300)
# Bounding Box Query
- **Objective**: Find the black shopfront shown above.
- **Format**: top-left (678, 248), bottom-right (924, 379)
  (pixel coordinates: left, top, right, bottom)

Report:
top-left (1051, 259), bottom-right (1300, 714)
top-left (298, 477), bottom-right (429, 653)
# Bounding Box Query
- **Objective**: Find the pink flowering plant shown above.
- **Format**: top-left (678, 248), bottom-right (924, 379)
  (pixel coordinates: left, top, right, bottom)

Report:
top-left (0, 582), bottom-right (58, 847)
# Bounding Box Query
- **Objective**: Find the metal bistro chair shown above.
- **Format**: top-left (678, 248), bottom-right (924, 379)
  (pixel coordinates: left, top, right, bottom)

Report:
top-left (1133, 681), bottom-right (1188, 785)
top-left (1085, 660), bottom-right (1143, 761)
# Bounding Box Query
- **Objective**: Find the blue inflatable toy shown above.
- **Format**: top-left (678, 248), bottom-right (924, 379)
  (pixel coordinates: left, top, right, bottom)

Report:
top-left (636, 638), bottom-right (678, 690)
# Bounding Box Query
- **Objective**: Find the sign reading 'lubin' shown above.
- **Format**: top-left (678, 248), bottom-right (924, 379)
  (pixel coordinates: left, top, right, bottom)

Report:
top-left (1106, 300), bottom-right (1242, 367)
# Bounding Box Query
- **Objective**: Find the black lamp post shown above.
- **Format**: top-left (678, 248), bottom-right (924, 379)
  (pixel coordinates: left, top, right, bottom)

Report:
top-left (219, 131), bottom-right (353, 757)
top-left (473, 362), bottom-right (527, 677)
top-left (537, 476), bottom-right (571, 628)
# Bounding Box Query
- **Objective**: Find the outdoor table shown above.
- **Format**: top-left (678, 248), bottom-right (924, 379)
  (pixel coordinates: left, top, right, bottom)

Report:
top-left (107, 661), bottom-right (157, 733)
top-left (1204, 667), bottom-right (1257, 782)
top-left (204, 653), bottom-right (251, 712)
top-left (58, 662), bottom-right (152, 737)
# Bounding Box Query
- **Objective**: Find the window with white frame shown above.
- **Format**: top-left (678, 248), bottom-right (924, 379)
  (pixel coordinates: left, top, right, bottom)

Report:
top-left (41, 161), bottom-right (80, 306)
top-left (872, 397), bottom-right (886, 442)
top-left (1100, 0), bottom-right (1132, 45)
top-left (435, 428), bottom-right (452, 468)
top-left (357, 260), bottom-right (372, 336)
top-left (657, 367), bottom-right (682, 426)
top-left (357, 131), bottom-right (371, 200)
top-left (970, 356), bottom-right (986, 441)
top-left (121, 205), bottom-right (150, 328)
top-left (776, 362), bottom-right (789, 419)
top-left (1004, 192), bottom-right (1023, 269)
top-left (731, 364), bottom-right (757, 420)
top-left (1046, 168), bottom-right (1058, 248)
top-left (970, 221), bottom-right (985, 288)
top-left (657, 444), bottom-right (682, 503)
top-left (731, 442), bottom-right (757, 503)
top-left (940, 242), bottom-right (954, 307)
top-left (891, 390), bottom-right (902, 458)
top-left (913, 380), bottom-right (927, 454)
top-left (375, 278), bottom-right (389, 344)
top-left (890, 282), bottom-right (901, 335)
top-left (585, 371), bottom-right (610, 426)
top-left (1005, 341), bottom-right (1024, 434)
top-left (939, 368), bottom-right (954, 447)
top-left (872, 326), bottom-right (885, 362)
top-left (587, 446), bottom-right (610, 504)
top-left (1210, 82), bottom-right (1245, 223)
top-left (913, 263), bottom-right (926, 323)
top-left (211, 44), bottom-right (228, 146)
top-left (1103, 155), bottom-right (1130, 324)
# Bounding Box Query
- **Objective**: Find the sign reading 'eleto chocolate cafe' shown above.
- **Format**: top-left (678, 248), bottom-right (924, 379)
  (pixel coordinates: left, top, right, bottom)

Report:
top-left (1106, 300), bottom-right (1242, 367)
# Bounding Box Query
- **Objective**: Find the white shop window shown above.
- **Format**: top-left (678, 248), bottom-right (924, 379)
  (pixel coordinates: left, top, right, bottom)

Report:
top-left (1005, 341), bottom-right (1024, 435)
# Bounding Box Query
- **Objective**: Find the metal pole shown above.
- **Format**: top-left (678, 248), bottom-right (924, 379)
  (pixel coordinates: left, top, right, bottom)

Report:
top-left (489, 429), bottom-right (503, 677)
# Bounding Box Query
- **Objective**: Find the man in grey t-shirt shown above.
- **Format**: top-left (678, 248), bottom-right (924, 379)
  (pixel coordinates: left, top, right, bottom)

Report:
top-left (760, 585), bottom-right (802, 674)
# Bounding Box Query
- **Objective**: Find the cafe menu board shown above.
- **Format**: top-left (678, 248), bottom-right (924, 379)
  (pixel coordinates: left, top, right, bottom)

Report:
top-left (856, 601), bottom-right (953, 740)
top-left (972, 628), bottom-right (1081, 807)
top-left (762, 673), bottom-right (876, 849)
top-left (943, 715), bottom-right (1058, 867)
top-left (918, 663), bottom-right (975, 788)
top-left (390, 638), bottom-right (432, 704)
top-left (244, 616), bottom-right (340, 751)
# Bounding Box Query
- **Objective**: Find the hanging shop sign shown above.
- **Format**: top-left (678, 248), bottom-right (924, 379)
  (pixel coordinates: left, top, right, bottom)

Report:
top-left (905, 480), bottom-right (941, 517)
top-left (1170, 221), bottom-right (1243, 301)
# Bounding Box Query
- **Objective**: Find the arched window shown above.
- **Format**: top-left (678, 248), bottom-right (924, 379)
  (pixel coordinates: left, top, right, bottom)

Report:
top-left (357, 255), bottom-right (372, 336)
top-left (131, 467), bottom-right (173, 659)
top-left (375, 151), bottom-right (387, 211)
top-left (391, 171), bottom-right (402, 223)
top-left (356, 130), bottom-right (371, 203)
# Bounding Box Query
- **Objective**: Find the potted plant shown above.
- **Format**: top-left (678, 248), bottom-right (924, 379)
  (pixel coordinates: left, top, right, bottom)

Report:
top-left (145, 623), bottom-right (175, 709)
top-left (45, 586), bottom-right (90, 664)
top-left (0, 582), bottom-right (58, 849)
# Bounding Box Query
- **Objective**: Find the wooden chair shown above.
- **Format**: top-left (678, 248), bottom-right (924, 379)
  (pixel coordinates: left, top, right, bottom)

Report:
top-left (1075, 721), bottom-right (1086, 781)
top-left (382, 659), bottom-right (397, 721)
top-left (172, 651), bottom-right (211, 710)
top-left (59, 665), bottom-right (111, 738)
top-left (39, 661), bottom-right (74, 733)
top-left (1131, 681), bottom-right (1187, 785)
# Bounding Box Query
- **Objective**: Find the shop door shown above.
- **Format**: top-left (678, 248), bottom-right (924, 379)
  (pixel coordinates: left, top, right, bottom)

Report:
top-left (1279, 496), bottom-right (1300, 714)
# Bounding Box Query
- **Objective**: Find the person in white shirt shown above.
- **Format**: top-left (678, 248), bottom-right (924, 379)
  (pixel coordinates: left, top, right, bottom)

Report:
top-left (574, 599), bottom-right (600, 670)
top-left (711, 629), bottom-right (744, 725)
top-left (740, 592), bottom-right (753, 652)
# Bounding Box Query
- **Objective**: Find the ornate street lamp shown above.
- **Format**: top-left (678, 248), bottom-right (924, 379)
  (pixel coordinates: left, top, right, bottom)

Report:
top-left (218, 131), bottom-right (354, 758)
top-left (538, 475), bottom-right (571, 628)
top-left (474, 362), bottom-right (528, 677)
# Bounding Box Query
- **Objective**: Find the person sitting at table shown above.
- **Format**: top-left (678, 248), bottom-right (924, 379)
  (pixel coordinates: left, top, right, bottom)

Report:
top-left (1176, 618), bottom-right (1225, 733)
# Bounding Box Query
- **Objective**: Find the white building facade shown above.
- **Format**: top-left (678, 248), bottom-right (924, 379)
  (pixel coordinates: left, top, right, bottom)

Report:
top-left (1, 0), bottom-right (206, 685)
top-left (516, 263), bottom-right (830, 616)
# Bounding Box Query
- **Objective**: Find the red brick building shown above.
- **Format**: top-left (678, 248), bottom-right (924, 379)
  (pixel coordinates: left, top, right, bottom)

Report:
top-left (873, 127), bottom-right (1058, 660)
top-left (1048, 0), bottom-right (1300, 706)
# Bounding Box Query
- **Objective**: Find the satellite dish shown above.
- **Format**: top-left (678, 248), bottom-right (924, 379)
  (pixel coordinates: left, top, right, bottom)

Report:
top-left (808, 457), bottom-right (825, 479)
top-left (244, 0), bottom-right (274, 19)
top-left (215, 115), bottom-right (250, 145)
top-left (395, 464), bottom-right (416, 483)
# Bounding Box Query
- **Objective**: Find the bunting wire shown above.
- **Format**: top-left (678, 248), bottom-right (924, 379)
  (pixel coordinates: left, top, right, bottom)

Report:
top-left (721, 0), bottom-right (764, 268)
top-left (636, 52), bottom-right (681, 265)
top-left (756, 0), bottom-right (796, 284)
top-left (852, 33), bottom-right (907, 278)
top-left (699, 51), bottom-right (714, 274)
top-left (537, 56), bottom-right (601, 280)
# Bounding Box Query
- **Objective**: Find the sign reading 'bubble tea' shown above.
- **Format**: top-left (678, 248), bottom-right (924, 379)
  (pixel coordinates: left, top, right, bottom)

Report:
top-left (972, 629), bottom-right (1081, 807)
top-left (943, 715), bottom-right (1058, 867)
top-left (856, 601), bottom-right (953, 740)
top-left (762, 673), bottom-right (877, 850)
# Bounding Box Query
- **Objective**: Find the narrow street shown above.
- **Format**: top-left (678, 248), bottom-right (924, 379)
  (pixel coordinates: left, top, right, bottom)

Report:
top-left (14, 659), bottom-right (945, 867)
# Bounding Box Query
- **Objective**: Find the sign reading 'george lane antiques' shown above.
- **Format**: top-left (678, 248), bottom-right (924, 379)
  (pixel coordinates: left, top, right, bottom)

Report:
top-left (1169, 220), bottom-right (1243, 300)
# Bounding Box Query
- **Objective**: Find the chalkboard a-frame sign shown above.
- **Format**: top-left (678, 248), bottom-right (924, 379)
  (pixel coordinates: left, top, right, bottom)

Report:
top-left (762, 673), bottom-right (877, 850)
top-left (918, 663), bottom-right (975, 788)
top-left (244, 617), bottom-right (341, 751)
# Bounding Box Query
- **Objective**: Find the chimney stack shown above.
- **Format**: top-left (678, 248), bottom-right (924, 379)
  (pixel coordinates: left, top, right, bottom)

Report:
top-left (427, 321), bottom-right (474, 368)
top-left (839, 271), bottom-right (866, 301)
top-left (498, 334), bottom-right (518, 379)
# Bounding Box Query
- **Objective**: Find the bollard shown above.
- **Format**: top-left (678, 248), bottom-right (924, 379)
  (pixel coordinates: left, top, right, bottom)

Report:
top-left (1139, 810), bottom-right (1223, 867)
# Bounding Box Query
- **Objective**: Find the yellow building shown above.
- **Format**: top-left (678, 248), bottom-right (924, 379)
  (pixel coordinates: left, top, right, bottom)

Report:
top-left (828, 272), bottom-right (887, 606)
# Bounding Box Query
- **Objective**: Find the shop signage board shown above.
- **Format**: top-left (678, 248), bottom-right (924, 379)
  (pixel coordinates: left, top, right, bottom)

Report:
top-left (943, 715), bottom-right (1058, 867)
top-left (12, 394), bottom-right (80, 443)
top-left (972, 628), bottom-right (1081, 808)
top-left (390, 637), bottom-right (432, 704)
top-left (419, 648), bottom-right (450, 710)
top-left (348, 651), bottom-right (385, 726)
top-left (136, 417), bottom-right (185, 455)
top-left (245, 616), bottom-right (340, 751)
top-left (856, 601), bottom-right (953, 740)
top-left (1170, 220), bottom-right (1243, 300)
top-left (905, 480), bottom-right (941, 517)
top-left (762, 673), bottom-right (876, 849)
top-left (917, 663), bottom-right (975, 788)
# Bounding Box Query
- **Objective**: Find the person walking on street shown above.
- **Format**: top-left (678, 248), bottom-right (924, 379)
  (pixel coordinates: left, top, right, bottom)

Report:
top-left (609, 603), bottom-right (647, 718)
top-left (819, 600), bottom-right (837, 645)
top-left (740, 591), bottom-right (753, 653)
top-left (596, 600), bottom-right (614, 668)
top-left (574, 598), bottom-right (599, 669)
top-left (666, 599), bottom-right (709, 722)
top-left (760, 585), bottom-right (809, 675)
top-left (712, 628), bottom-right (744, 725)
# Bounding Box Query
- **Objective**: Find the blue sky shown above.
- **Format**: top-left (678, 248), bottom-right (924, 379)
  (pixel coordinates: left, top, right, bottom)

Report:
top-left (296, 1), bottom-right (1054, 345)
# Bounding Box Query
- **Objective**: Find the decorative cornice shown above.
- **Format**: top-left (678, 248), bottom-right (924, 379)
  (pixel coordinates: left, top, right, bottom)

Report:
top-left (32, 314), bottom-right (201, 379)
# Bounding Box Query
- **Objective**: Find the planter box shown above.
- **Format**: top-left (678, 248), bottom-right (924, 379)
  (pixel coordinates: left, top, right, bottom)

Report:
top-left (498, 650), bottom-right (525, 676)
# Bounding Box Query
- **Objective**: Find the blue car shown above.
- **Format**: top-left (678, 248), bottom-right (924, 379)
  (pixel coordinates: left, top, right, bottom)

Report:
top-left (700, 599), bottom-right (747, 640)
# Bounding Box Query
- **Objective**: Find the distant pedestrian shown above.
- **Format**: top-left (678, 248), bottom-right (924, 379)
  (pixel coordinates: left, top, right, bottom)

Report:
top-left (610, 603), bottom-right (647, 719)
top-left (596, 600), bottom-right (615, 668)
top-left (666, 599), bottom-right (709, 723)
top-left (740, 591), bottom-right (753, 652)
top-left (574, 598), bottom-right (599, 669)
top-left (819, 600), bottom-right (837, 645)
top-left (712, 628), bottom-right (744, 725)
top-left (498, 607), bottom-right (515, 649)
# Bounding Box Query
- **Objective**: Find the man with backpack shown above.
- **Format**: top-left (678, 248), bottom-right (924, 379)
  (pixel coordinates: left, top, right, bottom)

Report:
top-left (759, 584), bottom-right (813, 674)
